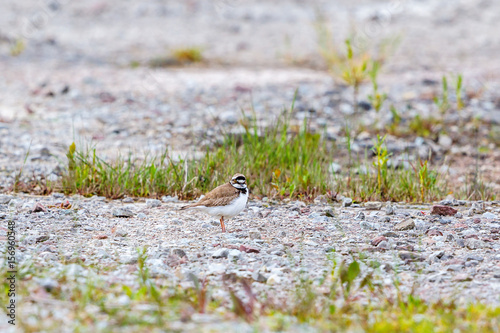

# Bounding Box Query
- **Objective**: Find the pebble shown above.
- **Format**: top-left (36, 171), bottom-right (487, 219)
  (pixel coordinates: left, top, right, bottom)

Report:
top-left (162, 195), bottom-right (179, 202)
top-left (146, 199), bottom-right (162, 208)
top-left (0, 195), bottom-right (13, 204)
top-left (172, 249), bottom-right (187, 258)
top-left (267, 274), bottom-right (281, 285)
top-left (385, 204), bottom-right (395, 215)
top-left (252, 271), bottom-right (267, 283)
top-left (212, 248), bottom-right (229, 259)
top-left (399, 251), bottom-right (424, 262)
top-left (431, 205), bottom-right (458, 216)
top-left (248, 230), bottom-right (262, 239)
top-left (482, 212), bottom-right (497, 219)
top-left (342, 197), bottom-right (353, 207)
top-left (439, 217), bottom-right (453, 225)
top-left (115, 229), bottom-right (128, 237)
top-left (32, 202), bottom-right (48, 213)
top-left (228, 249), bottom-right (242, 261)
top-left (364, 201), bottom-right (382, 210)
top-left (371, 236), bottom-right (387, 246)
top-left (394, 219), bottom-right (415, 231)
top-left (355, 212), bottom-right (365, 220)
top-left (465, 239), bottom-right (485, 250)
top-left (112, 208), bottom-right (134, 218)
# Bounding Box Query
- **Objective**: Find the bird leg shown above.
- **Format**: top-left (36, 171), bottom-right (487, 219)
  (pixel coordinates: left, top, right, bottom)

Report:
top-left (220, 217), bottom-right (226, 233)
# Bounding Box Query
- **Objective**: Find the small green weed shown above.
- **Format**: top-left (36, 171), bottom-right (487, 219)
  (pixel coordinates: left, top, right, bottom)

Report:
top-left (10, 38), bottom-right (25, 56)
top-left (367, 60), bottom-right (387, 113)
top-left (172, 47), bottom-right (203, 63)
top-left (434, 75), bottom-right (450, 115)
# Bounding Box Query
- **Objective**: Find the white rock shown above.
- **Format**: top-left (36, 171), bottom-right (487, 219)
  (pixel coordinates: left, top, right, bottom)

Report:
top-left (267, 274), bottom-right (281, 285)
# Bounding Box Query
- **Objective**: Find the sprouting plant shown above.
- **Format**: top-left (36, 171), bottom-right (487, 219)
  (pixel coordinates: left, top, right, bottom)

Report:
top-left (13, 143), bottom-right (31, 192)
top-left (341, 39), bottom-right (370, 114)
top-left (410, 160), bottom-right (437, 203)
top-left (172, 47), bottom-right (203, 63)
top-left (367, 60), bottom-right (387, 113)
top-left (10, 38), bottom-right (25, 56)
top-left (372, 135), bottom-right (391, 194)
top-left (455, 74), bottom-right (464, 110)
top-left (434, 75), bottom-right (450, 115)
top-left (386, 105), bottom-right (402, 134)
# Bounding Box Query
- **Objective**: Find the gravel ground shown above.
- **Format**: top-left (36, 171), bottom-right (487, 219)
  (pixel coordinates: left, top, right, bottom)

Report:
top-left (1, 193), bottom-right (499, 331)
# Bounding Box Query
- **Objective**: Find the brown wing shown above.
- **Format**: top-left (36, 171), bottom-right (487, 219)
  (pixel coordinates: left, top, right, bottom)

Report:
top-left (181, 183), bottom-right (238, 208)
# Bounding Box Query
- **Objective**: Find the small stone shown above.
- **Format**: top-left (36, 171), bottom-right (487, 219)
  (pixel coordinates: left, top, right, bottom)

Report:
top-left (482, 212), bottom-right (497, 219)
top-left (122, 197), bottom-right (134, 203)
top-left (455, 212), bottom-right (463, 218)
top-left (447, 265), bottom-right (463, 272)
top-left (398, 251), bottom-right (424, 262)
top-left (382, 231), bottom-right (399, 238)
top-left (385, 204), bottom-right (395, 215)
top-left (137, 213), bottom-right (147, 219)
top-left (112, 208), bottom-right (134, 218)
top-left (115, 229), bottom-right (128, 237)
top-left (36, 235), bottom-right (50, 243)
top-left (431, 205), bottom-right (457, 216)
top-left (439, 217), bottom-right (453, 225)
top-left (32, 202), bottom-right (48, 213)
top-left (161, 195), bottom-right (179, 202)
top-left (342, 197), bottom-right (353, 207)
top-left (267, 274), bottom-right (281, 285)
top-left (146, 199), bottom-right (161, 208)
top-left (172, 249), bottom-right (187, 258)
top-left (371, 236), bottom-right (387, 246)
top-left (314, 195), bottom-right (328, 204)
top-left (379, 216), bottom-right (391, 223)
top-left (471, 202), bottom-right (485, 214)
top-left (212, 248), bottom-right (229, 259)
top-left (0, 195), bottom-right (13, 204)
top-left (438, 134), bottom-right (452, 150)
top-left (365, 201), bottom-right (382, 210)
top-left (360, 221), bottom-right (376, 229)
top-left (426, 229), bottom-right (443, 237)
top-left (394, 219), bottom-right (415, 231)
top-left (465, 239), bottom-right (484, 250)
top-left (445, 234), bottom-right (454, 242)
top-left (171, 218), bottom-right (183, 225)
top-left (252, 271), bottom-right (267, 283)
top-left (456, 239), bottom-right (465, 247)
top-left (52, 193), bottom-right (64, 199)
top-left (355, 212), bottom-right (365, 220)
top-left (239, 245), bottom-right (260, 253)
top-left (377, 241), bottom-right (390, 249)
top-left (228, 249), bottom-right (242, 261)
top-left (465, 255), bottom-right (484, 262)
top-left (248, 230), bottom-right (262, 240)
top-left (313, 216), bottom-right (329, 223)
